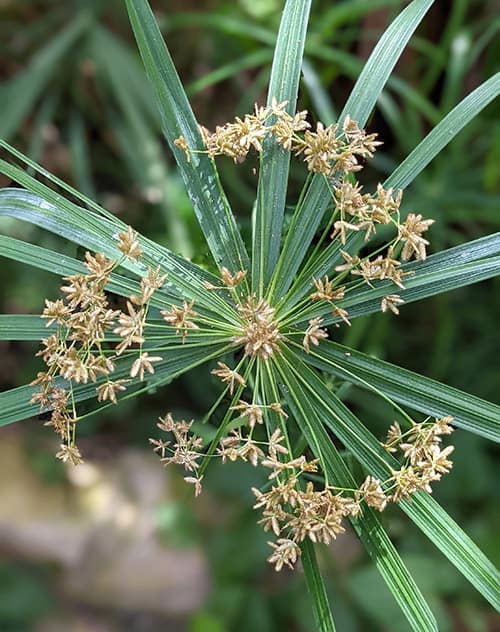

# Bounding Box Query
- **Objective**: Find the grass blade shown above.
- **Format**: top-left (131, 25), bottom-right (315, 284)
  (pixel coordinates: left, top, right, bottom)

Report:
top-left (90, 25), bottom-right (192, 257)
top-left (276, 353), bottom-right (439, 631)
top-left (339, 0), bottom-right (434, 126)
top-left (252, 0), bottom-right (312, 293)
top-left (125, 0), bottom-right (249, 275)
top-left (0, 315), bottom-right (51, 341)
top-left (0, 183), bottom-right (235, 320)
top-left (301, 540), bottom-right (337, 632)
top-left (301, 58), bottom-right (337, 125)
top-left (281, 353), bottom-right (500, 609)
top-left (303, 340), bottom-right (500, 442)
top-left (0, 14), bottom-right (88, 141)
top-left (0, 342), bottom-right (229, 427)
top-left (67, 109), bottom-right (96, 200)
top-left (0, 234), bottom-right (190, 313)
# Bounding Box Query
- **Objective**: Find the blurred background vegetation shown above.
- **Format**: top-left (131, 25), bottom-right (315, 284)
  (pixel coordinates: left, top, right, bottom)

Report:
top-left (0, 0), bottom-right (498, 630)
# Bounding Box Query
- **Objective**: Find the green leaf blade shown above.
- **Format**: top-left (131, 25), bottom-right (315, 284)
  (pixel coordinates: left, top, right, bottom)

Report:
top-left (339, 0), bottom-right (434, 126)
top-left (0, 15), bottom-right (89, 141)
top-left (276, 352), bottom-right (439, 631)
top-left (303, 340), bottom-right (500, 442)
top-left (0, 342), bottom-right (229, 427)
top-left (0, 315), bottom-right (53, 341)
top-left (0, 185), bottom-right (235, 321)
top-left (286, 353), bottom-right (499, 609)
top-left (252, 0), bottom-right (312, 293)
top-left (301, 540), bottom-right (337, 632)
top-left (124, 0), bottom-right (249, 274)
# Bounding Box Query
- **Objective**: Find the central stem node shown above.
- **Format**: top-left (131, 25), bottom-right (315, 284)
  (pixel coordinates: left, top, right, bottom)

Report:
top-left (234, 296), bottom-right (282, 360)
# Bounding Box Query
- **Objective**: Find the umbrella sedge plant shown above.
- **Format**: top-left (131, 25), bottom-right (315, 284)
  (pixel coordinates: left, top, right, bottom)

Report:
top-left (0, 0), bottom-right (499, 630)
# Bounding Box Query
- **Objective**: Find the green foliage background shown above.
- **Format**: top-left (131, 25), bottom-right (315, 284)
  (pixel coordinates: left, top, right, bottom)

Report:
top-left (0, 0), bottom-right (498, 630)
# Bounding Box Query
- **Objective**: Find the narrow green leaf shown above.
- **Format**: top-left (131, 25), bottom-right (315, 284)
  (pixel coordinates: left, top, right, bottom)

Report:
top-left (0, 234), bottom-right (187, 313)
top-left (0, 315), bottom-right (52, 341)
top-left (302, 339), bottom-right (500, 442)
top-left (124, 0), bottom-right (249, 275)
top-left (0, 342), bottom-right (229, 427)
top-left (386, 73), bottom-right (500, 190)
top-left (68, 110), bottom-right (96, 199)
top-left (301, 58), bottom-right (337, 125)
top-left (269, 0), bottom-right (434, 300)
top-left (268, 175), bottom-right (335, 303)
top-left (293, 234), bottom-right (500, 325)
top-left (252, 0), bottom-right (312, 293)
top-left (187, 49), bottom-right (273, 95)
top-left (0, 139), bottom-right (120, 224)
top-left (91, 25), bottom-right (161, 126)
top-left (164, 12), bottom-right (276, 46)
top-left (0, 234), bottom-right (86, 277)
top-left (301, 540), bottom-right (337, 632)
top-left (0, 185), bottom-right (236, 322)
top-left (276, 353), bottom-right (439, 631)
top-left (401, 493), bottom-right (500, 613)
top-left (326, 255), bottom-right (499, 324)
top-left (281, 352), bottom-right (500, 609)
top-left (95, 35), bottom-right (192, 258)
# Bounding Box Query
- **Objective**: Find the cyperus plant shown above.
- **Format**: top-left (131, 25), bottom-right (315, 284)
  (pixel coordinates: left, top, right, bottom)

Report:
top-left (0, 0), bottom-right (499, 630)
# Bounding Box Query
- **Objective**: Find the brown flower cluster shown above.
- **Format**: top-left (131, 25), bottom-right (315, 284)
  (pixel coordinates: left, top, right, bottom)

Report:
top-left (383, 416), bottom-right (455, 501)
top-left (233, 296), bottom-right (282, 360)
top-left (253, 415), bottom-right (454, 571)
top-left (176, 104), bottom-right (436, 331)
top-left (31, 228), bottom-right (202, 464)
top-left (151, 386), bottom-right (454, 573)
top-left (176, 101), bottom-right (380, 178)
top-left (160, 299), bottom-right (199, 342)
top-left (150, 413), bottom-right (204, 496)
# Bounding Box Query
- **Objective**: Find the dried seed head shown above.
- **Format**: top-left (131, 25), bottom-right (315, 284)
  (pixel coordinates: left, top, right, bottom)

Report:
top-left (117, 226), bottom-right (143, 260)
top-left (211, 362), bottom-right (246, 395)
top-left (303, 317), bottom-right (328, 353)
top-left (381, 294), bottom-right (404, 315)
top-left (231, 400), bottom-right (264, 429)
top-left (398, 213), bottom-right (435, 261)
top-left (161, 300), bottom-right (199, 342)
top-left (220, 267), bottom-right (247, 288)
top-left (56, 443), bottom-right (84, 466)
top-left (267, 538), bottom-right (301, 572)
top-left (310, 276), bottom-right (345, 302)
